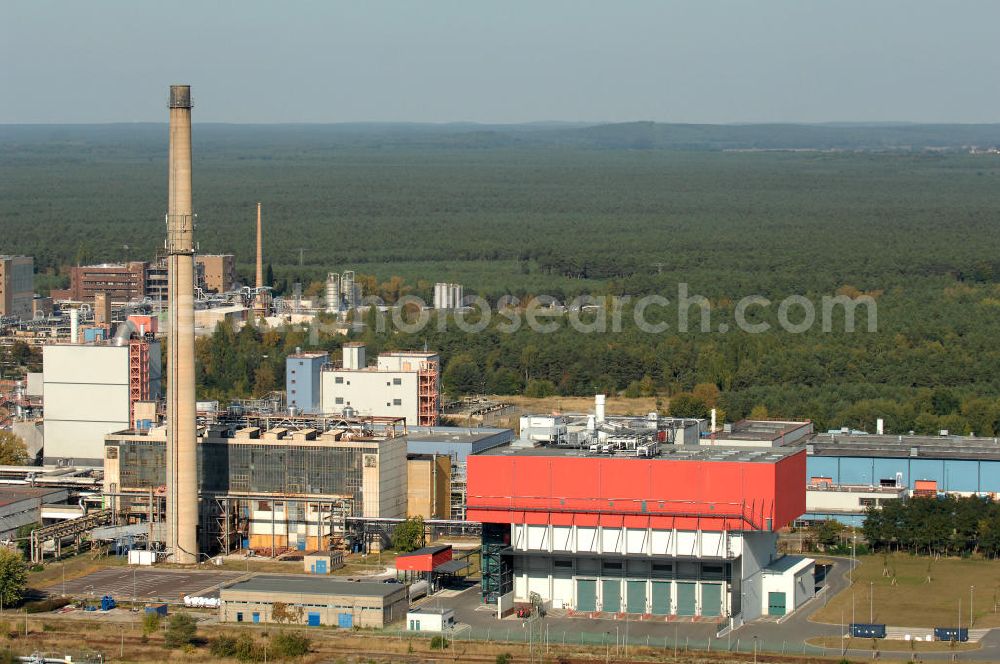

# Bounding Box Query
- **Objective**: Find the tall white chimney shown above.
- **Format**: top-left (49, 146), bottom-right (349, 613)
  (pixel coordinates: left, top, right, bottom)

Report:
top-left (69, 309), bottom-right (79, 344)
top-left (595, 394), bottom-right (606, 424)
top-left (711, 408), bottom-right (717, 433)
top-left (876, 418), bottom-right (884, 435)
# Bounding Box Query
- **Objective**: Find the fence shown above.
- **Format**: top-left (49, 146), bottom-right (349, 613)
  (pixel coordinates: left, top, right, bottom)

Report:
top-left (378, 626), bottom-right (833, 657)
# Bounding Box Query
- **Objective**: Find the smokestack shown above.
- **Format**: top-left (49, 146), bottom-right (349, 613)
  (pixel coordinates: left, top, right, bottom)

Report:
top-left (69, 308), bottom-right (79, 344)
top-left (595, 394), bottom-right (606, 424)
top-left (255, 202), bottom-right (263, 289)
top-left (165, 84), bottom-right (198, 564)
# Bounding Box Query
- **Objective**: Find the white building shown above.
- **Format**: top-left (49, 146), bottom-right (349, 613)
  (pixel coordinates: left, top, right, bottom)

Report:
top-left (320, 343), bottom-right (439, 426)
top-left (407, 607), bottom-right (455, 632)
top-left (43, 340), bottom-right (160, 465)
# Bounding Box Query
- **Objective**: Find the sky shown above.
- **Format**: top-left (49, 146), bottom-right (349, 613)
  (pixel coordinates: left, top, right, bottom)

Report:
top-left (3, 1), bottom-right (999, 125)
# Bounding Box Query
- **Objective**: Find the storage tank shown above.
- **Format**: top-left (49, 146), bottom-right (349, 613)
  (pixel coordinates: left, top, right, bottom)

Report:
top-left (325, 273), bottom-right (342, 314)
top-left (341, 271), bottom-right (355, 310)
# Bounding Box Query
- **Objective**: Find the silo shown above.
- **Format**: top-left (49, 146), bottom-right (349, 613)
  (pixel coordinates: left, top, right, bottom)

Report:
top-left (341, 271), bottom-right (355, 310)
top-left (325, 273), bottom-right (342, 313)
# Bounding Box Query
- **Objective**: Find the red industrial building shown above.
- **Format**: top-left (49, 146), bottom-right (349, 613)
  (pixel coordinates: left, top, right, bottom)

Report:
top-left (468, 445), bottom-right (811, 620)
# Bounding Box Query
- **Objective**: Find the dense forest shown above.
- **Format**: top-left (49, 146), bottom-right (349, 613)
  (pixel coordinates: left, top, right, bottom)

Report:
top-left (863, 496), bottom-right (1000, 557)
top-left (4, 123), bottom-right (1000, 433)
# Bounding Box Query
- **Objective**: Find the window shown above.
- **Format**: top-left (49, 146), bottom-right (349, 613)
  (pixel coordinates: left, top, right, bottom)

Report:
top-left (335, 397), bottom-right (344, 405)
top-left (553, 559), bottom-right (572, 568)
top-left (393, 399), bottom-right (402, 406)
top-left (335, 377), bottom-right (344, 384)
top-left (602, 561), bottom-right (622, 570)
top-left (859, 498), bottom-right (876, 507)
top-left (393, 378), bottom-right (402, 385)
top-left (652, 564), bottom-right (672, 572)
top-left (387, 402), bottom-right (391, 408)
top-left (291, 379), bottom-right (296, 384)
top-left (879, 478), bottom-right (897, 487)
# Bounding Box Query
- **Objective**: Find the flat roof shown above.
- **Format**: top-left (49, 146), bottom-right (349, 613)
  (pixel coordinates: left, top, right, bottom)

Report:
top-left (763, 555), bottom-right (814, 575)
top-left (408, 607), bottom-right (453, 615)
top-left (398, 545), bottom-right (450, 558)
top-left (407, 430), bottom-right (509, 446)
top-left (711, 420), bottom-right (811, 442)
top-left (222, 575), bottom-right (401, 598)
top-left (809, 433), bottom-right (1000, 461)
top-left (483, 444), bottom-right (801, 464)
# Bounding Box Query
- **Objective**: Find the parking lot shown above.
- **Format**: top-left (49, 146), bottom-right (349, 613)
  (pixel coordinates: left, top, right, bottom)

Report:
top-left (57, 568), bottom-right (244, 603)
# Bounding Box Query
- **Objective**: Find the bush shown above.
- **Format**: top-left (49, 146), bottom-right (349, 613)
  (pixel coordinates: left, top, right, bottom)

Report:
top-left (23, 597), bottom-right (71, 614)
top-left (142, 611), bottom-right (160, 636)
top-left (430, 635), bottom-right (449, 650)
top-left (271, 631), bottom-right (310, 658)
top-left (496, 654), bottom-right (512, 664)
top-left (0, 550), bottom-right (27, 608)
top-left (163, 612), bottom-right (197, 649)
top-left (234, 633), bottom-right (263, 663)
top-left (211, 635), bottom-right (239, 658)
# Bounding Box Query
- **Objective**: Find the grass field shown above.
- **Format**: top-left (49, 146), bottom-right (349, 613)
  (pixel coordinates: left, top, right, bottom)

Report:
top-left (813, 553), bottom-right (1000, 629)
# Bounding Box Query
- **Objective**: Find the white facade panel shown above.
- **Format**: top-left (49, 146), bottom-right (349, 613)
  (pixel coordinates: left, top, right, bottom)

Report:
top-left (625, 528), bottom-right (648, 555)
top-left (43, 345), bottom-right (129, 384)
top-left (577, 527), bottom-right (599, 553)
top-left (650, 529), bottom-right (673, 555)
top-left (552, 526), bottom-right (573, 551)
top-left (44, 420), bottom-right (128, 463)
top-left (551, 575), bottom-right (573, 609)
top-left (676, 531), bottom-right (698, 557)
top-left (701, 531), bottom-right (725, 557)
top-left (527, 525), bottom-right (548, 551)
top-left (527, 574), bottom-right (549, 600)
top-left (601, 527), bottom-right (622, 554)
top-left (44, 383), bottom-right (129, 422)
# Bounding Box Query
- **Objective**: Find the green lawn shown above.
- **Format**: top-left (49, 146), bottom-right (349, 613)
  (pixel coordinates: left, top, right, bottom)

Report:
top-left (814, 553), bottom-right (1000, 629)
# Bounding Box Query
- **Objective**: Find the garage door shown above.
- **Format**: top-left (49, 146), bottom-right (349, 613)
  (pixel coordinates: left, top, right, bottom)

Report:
top-left (308, 612), bottom-right (321, 627)
top-left (651, 581), bottom-right (671, 615)
top-left (701, 583), bottom-right (722, 616)
top-left (602, 579), bottom-right (621, 613)
top-left (676, 582), bottom-right (696, 616)
top-left (576, 579), bottom-right (597, 612)
top-left (337, 612), bottom-right (353, 628)
top-left (768, 591), bottom-right (786, 616)
top-left (626, 581), bottom-right (647, 614)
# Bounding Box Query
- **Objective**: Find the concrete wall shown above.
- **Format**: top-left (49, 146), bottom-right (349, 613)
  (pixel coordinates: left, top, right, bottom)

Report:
top-left (43, 344), bottom-right (130, 464)
top-left (407, 455), bottom-right (451, 519)
top-left (286, 354), bottom-right (328, 413)
top-left (220, 587), bottom-right (407, 628)
top-left (323, 369), bottom-right (420, 424)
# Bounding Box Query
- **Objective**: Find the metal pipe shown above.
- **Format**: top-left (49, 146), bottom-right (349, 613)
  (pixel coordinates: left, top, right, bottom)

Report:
top-left (165, 84), bottom-right (198, 564)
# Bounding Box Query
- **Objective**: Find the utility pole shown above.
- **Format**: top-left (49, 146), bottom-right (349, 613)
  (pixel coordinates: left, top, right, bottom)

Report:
top-left (870, 581), bottom-right (874, 623)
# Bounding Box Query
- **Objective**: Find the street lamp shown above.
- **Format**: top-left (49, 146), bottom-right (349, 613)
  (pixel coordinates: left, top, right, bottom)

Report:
top-left (971, 585), bottom-right (975, 628)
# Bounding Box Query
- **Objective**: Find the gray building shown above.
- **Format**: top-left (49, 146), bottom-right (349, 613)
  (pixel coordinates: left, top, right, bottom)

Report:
top-left (219, 575), bottom-right (408, 628)
top-left (285, 351), bottom-right (328, 413)
top-left (400, 426), bottom-right (514, 520)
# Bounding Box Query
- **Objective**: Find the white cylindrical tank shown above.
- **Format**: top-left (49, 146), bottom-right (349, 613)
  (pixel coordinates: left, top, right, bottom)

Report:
top-left (711, 408), bottom-right (717, 433)
top-left (587, 414), bottom-right (596, 432)
top-left (595, 394), bottom-right (606, 424)
top-left (876, 418), bottom-right (884, 435)
top-left (326, 273), bottom-right (342, 314)
top-left (69, 308), bottom-right (79, 343)
top-left (453, 283), bottom-right (463, 308)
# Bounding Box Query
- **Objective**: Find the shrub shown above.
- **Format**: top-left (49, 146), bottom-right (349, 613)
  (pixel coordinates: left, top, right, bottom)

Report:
top-left (496, 654), bottom-right (512, 664)
top-left (430, 635), bottom-right (449, 650)
top-left (142, 611), bottom-right (160, 636)
top-left (271, 630), bottom-right (310, 658)
top-left (163, 612), bottom-right (197, 649)
top-left (234, 633), bottom-right (263, 663)
top-left (211, 635), bottom-right (239, 657)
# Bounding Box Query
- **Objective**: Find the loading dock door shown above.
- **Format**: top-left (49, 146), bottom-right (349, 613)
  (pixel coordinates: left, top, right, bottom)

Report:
top-left (626, 581), bottom-right (647, 614)
top-left (602, 580), bottom-right (621, 613)
top-left (676, 582), bottom-right (696, 616)
top-left (337, 612), bottom-right (354, 628)
top-left (701, 583), bottom-right (722, 616)
top-left (651, 581), bottom-right (671, 615)
top-left (308, 612), bottom-right (321, 627)
top-left (576, 579), bottom-right (597, 612)
top-left (768, 592), bottom-right (786, 616)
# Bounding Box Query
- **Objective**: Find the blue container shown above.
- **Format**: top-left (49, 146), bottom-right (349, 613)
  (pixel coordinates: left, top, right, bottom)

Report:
top-left (100, 596), bottom-right (116, 611)
top-left (850, 623), bottom-right (886, 639)
top-left (145, 604), bottom-right (168, 617)
top-left (934, 627), bottom-right (969, 642)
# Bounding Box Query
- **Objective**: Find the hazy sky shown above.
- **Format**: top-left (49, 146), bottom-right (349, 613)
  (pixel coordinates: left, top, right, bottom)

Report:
top-left (3, 1), bottom-right (999, 124)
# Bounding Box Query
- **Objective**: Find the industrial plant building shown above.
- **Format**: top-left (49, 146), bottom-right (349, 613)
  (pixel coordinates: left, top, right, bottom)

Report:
top-left (103, 418), bottom-right (409, 553)
top-left (317, 343), bottom-right (440, 426)
top-left (52, 262), bottom-right (147, 304)
top-left (42, 327), bottom-right (161, 466)
top-left (286, 351), bottom-right (328, 413)
top-left (467, 443), bottom-right (812, 620)
top-left (804, 432), bottom-right (1000, 525)
top-left (195, 254), bottom-right (236, 294)
top-left (219, 575), bottom-right (408, 628)
top-left (0, 255), bottom-right (34, 319)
